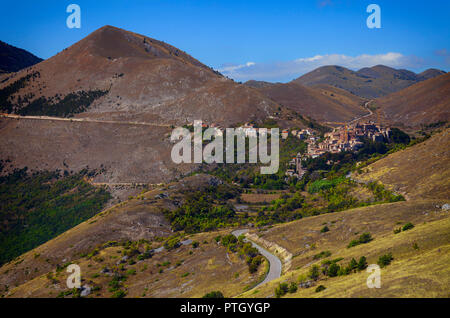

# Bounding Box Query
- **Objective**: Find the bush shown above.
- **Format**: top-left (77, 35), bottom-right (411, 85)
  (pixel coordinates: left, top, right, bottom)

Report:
top-left (288, 282), bottom-right (298, 293)
top-left (275, 283), bottom-right (289, 298)
top-left (357, 256), bottom-right (368, 270)
top-left (377, 253), bottom-right (393, 268)
top-left (402, 222), bottom-right (414, 231)
top-left (348, 258), bottom-right (358, 271)
top-left (313, 250), bottom-right (331, 260)
top-left (320, 226), bottom-right (330, 233)
top-left (327, 263), bottom-right (340, 277)
top-left (347, 233), bottom-right (373, 248)
top-left (203, 291), bottom-right (224, 298)
top-left (308, 265), bottom-right (320, 280)
top-left (111, 290), bottom-right (127, 298)
top-left (164, 237), bottom-right (180, 250)
top-left (315, 285), bottom-right (326, 293)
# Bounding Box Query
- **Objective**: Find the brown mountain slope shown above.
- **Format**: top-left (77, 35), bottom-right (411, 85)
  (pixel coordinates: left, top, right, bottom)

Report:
top-left (245, 80), bottom-right (368, 123)
top-left (354, 128), bottom-right (450, 200)
top-left (0, 26), bottom-right (278, 126)
top-left (374, 72), bottom-right (450, 127)
top-left (293, 65), bottom-right (446, 99)
top-left (0, 116), bottom-right (187, 183)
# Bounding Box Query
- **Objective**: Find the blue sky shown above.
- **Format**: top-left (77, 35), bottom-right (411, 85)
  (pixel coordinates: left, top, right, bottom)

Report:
top-left (1, 0), bottom-right (449, 82)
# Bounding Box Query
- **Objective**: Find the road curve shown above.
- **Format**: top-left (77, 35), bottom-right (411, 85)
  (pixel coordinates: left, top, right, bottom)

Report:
top-left (232, 229), bottom-right (282, 288)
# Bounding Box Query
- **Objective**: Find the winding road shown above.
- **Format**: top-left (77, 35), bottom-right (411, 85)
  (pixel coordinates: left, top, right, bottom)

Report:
top-left (232, 229), bottom-right (282, 288)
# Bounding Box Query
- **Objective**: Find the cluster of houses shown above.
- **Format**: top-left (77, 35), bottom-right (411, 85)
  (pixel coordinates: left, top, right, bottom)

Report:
top-left (285, 121), bottom-right (392, 179)
top-left (308, 121), bottom-right (391, 157)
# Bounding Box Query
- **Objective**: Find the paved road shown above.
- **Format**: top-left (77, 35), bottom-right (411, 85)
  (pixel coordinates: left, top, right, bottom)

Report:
top-left (349, 100), bottom-right (374, 124)
top-left (232, 229), bottom-right (282, 288)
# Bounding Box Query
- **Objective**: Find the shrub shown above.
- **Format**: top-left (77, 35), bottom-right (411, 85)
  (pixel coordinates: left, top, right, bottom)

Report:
top-left (111, 290), bottom-right (127, 298)
top-left (308, 265), bottom-right (320, 280)
top-left (357, 256), bottom-right (368, 270)
top-left (192, 241), bottom-right (199, 248)
top-left (327, 263), bottom-right (340, 277)
top-left (288, 282), bottom-right (298, 293)
top-left (320, 226), bottom-right (330, 233)
top-left (275, 283), bottom-right (289, 298)
top-left (202, 291), bottom-right (224, 298)
top-left (313, 250), bottom-right (331, 260)
top-left (164, 237), bottom-right (180, 250)
top-left (377, 253), bottom-right (393, 268)
top-left (348, 258), bottom-right (358, 271)
top-left (347, 232), bottom-right (373, 248)
top-left (315, 285), bottom-right (326, 293)
top-left (402, 222), bottom-right (414, 231)
top-left (126, 269), bottom-right (136, 275)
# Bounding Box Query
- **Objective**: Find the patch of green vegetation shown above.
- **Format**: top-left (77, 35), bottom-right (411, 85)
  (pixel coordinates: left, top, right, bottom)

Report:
top-left (0, 168), bottom-right (110, 266)
top-left (275, 282), bottom-right (289, 298)
top-left (202, 290), bottom-right (224, 298)
top-left (0, 72), bottom-right (40, 113)
top-left (320, 226), bottom-right (330, 233)
top-left (347, 233), bottom-right (373, 248)
top-left (17, 90), bottom-right (108, 117)
top-left (315, 285), bottom-right (326, 293)
top-left (162, 184), bottom-right (239, 233)
top-left (402, 222), bottom-right (414, 231)
top-left (221, 234), bottom-right (263, 274)
top-left (308, 177), bottom-right (345, 194)
top-left (377, 253), bottom-right (394, 268)
top-left (313, 251), bottom-right (331, 260)
top-left (164, 236), bottom-right (181, 250)
top-left (366, 182), bottom-right (405, 203)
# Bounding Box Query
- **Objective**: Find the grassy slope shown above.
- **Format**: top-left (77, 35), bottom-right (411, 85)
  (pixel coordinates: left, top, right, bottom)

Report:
top-left (5, 230), bottom-right (266, 298)
top-left (238, 130), bottom-right (450, 298)
top-left (355, 128), bottom-right (450, 200)
top-left (242, 216), bottom-right (449, 298)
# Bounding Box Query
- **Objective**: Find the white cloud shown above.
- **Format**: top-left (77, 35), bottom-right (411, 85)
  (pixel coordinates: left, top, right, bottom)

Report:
top-left (218, 52), bottom-right (424, 82)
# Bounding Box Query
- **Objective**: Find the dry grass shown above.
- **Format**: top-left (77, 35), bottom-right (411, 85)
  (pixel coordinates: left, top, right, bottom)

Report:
top-left (5, 229), bottom-right (267, 298)
top-left (355, 128), bottom-right (450, 200)
top-left (241, 210), bottom-right (450, 298)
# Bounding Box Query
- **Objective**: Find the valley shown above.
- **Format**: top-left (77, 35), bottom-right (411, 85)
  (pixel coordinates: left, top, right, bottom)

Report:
top-left (0, 24), bottom-right (448, 299)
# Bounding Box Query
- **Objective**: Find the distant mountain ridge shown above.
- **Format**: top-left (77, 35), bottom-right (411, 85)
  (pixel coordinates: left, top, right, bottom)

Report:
top-left (374, 72), bottom-right (450, 127)
top-left (293, 65), bottom-right (446, 99)
top-left (0, 40), bottom-right (43, 73)
top-left (245, 80), bottom-right (367, 123)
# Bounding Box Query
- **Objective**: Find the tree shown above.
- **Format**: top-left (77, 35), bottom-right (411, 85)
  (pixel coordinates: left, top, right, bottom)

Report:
top-left (320, 226), bottom-right (330, 233)
top-left (288, 282), bottom-right (298, 293)
top-left (377, 253), bottom-right (393, 268)
top-left (275, 283), bottom-right (289, 298)
top-left (349, 258), bottom-right (358, 271)
top-left (357, 256), bottom-right (368, 270)
top-left (308, 265), bottom-right (320, 280)
top-left (327, 263), bottom-right (340, 277)
top-left (203, 291), bottom-right (224, 298)
top-left (402, 222), bottom-right (414, 231)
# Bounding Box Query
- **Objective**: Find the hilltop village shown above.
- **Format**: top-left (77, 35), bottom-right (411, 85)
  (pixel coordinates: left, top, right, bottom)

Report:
top-left (286, 121), bottom-right (392, 179)
top-left (182, 120), bottom-right (393, 180)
